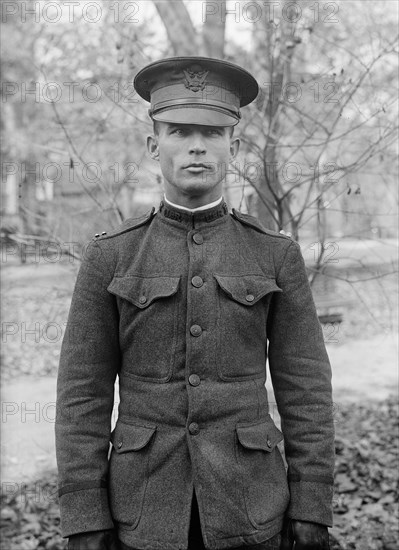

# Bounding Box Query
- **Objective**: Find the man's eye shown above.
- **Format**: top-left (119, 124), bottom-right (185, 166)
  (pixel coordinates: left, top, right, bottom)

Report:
top-left (171, 128), bottom-right (185, 136)
top-left (208, 128), bottom-right (222, 135)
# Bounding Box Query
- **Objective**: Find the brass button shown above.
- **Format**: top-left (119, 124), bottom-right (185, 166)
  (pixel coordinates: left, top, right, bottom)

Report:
top-left (117, 441), bottom-right (123, 449)
top-left (190, 325), bottom-right (202, 337)
top-left (193, 233), bottom-right (204, 245)
top-left (94, 233), bottom-right (100, 238)
top-left (189, 374), bottom-right (201, 387)
top-left (266, 438), bottom-right (272, 448)
top-left (101, 231), bottom-right (107, 235)
top-left (191, 276), bottom-right (203, 288)
top-left (189, 422), bottom-right (200, 435)
top-left (139, 296), bottom-right (147, 305)
top-left (246, 294), bottom-right (255, 302)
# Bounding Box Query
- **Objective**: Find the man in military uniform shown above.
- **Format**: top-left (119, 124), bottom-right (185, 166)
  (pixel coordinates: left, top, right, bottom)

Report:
top-left (56, 57), bottom-right (334, 550)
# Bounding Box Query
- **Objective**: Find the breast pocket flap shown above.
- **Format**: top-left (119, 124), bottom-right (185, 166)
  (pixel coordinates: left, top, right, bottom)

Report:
top-left (111, 421), bottom-right (156, 453)
top-left (236, 417), bottom-right (283, 452)
top-left (107, 276), bottom-right (180, 308)
top-left (215, 274), bottom-right (282, 306)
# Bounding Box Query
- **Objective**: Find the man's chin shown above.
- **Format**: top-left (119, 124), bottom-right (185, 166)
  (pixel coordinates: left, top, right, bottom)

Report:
top-left (177, 177), bottom-right (221, 193)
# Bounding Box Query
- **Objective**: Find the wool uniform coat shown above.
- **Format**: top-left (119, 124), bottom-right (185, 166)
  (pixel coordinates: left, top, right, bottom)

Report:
top-left (55, 200), bottom-right (335, 550)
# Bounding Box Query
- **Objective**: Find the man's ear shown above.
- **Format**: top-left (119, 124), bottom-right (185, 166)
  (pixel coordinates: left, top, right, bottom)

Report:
top-left (147, 135), bottom-right (159, 160)
top-left (230, 137), bottom-right (240, 161)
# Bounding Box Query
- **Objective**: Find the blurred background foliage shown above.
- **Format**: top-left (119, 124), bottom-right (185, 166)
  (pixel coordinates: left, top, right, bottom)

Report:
top-left (1, 0), bottom-right (398, 246)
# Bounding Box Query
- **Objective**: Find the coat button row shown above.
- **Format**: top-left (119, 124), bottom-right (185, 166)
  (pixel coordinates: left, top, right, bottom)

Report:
top-left (188, 374), bottom-right (201, 386)
top-left (190, 325), bottom-right (202, 337)
top-left (192, 233), bottom-right (203, 245)
top-left (189, 422), bottom-right (200, 435)
top-left (191, 276), bottom-right (203, 288)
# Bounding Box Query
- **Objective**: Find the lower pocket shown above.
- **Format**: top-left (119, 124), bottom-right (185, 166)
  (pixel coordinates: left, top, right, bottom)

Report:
top-left (108, 421), bottom-right (156, 529)
top-left (236, 416), bottom-right (290, 528)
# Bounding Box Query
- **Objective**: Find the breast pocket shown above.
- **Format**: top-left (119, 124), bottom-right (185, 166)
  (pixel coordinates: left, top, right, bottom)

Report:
top-left (109, 421), bottom-right (156, 529)
top-left (235, 416), bottom-right (289, 528)
top-left (108, 275), bottom-right (180, 382)
top-left (214, 274), bottom-right (282, 380)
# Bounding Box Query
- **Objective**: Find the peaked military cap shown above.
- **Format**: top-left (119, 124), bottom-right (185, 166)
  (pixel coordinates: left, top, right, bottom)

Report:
top-left (134, 56), bottom-right (259, 127)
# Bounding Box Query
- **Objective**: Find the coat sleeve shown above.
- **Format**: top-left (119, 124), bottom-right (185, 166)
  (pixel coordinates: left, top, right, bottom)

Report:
top-left (55, 240), bottom-right (120, 536)
top-left (267, 239), bottom-right (335, 527)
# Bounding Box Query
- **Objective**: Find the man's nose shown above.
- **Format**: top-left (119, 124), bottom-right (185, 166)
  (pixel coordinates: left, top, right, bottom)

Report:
top-left (189, 133), bottom-right (206, 154)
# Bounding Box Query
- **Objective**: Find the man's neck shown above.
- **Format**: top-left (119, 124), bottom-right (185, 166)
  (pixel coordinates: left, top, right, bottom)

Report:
top-left (163, 194), bottom-right (223, 213)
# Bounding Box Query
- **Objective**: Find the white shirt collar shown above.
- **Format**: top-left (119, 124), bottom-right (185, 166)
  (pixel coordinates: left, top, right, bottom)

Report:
top-left (163, 194), bottom-right (223, 213)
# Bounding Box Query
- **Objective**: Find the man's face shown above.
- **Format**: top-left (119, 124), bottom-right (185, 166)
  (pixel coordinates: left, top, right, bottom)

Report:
top-left (147, 122), bottom-right (240, 206)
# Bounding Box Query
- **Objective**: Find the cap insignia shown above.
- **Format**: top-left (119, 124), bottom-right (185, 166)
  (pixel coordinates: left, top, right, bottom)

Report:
top-left (183, 65), bottom-right (209, 92)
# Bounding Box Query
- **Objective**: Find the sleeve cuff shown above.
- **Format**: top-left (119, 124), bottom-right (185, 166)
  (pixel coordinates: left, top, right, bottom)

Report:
top-left (59, 487), bottom-right (114, 537)
top-left (286, 481), bottom-right (334, 527)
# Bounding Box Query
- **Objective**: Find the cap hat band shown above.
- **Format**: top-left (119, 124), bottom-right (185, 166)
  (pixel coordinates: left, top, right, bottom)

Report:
top-left (151, 97), bottom-right (241, 117)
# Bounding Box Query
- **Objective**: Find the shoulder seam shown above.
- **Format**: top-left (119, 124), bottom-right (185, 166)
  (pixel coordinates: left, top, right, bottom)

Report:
top-left (94, 208), bottom-right (156, 241)
top-left (231, 209), bottom-right (292, 240)
top-left (275, 240), bottom-right (296, 280)
top-left (95, 240), bottom-right (114, 279)
top-left (231, 209), bottom-right (267, 235)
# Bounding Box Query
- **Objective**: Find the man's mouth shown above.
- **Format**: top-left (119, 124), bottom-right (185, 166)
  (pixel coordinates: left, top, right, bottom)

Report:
top-left (184, 163), bottom-right (213, 173)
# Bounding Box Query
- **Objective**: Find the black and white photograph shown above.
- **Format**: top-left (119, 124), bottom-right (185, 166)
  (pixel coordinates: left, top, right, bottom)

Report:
top-left (1, 1), bottom-right (398, 549)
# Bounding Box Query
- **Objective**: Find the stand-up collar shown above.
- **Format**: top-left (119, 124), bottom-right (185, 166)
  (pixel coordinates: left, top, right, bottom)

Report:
top-left (158, 198), bottom-right (229, 227)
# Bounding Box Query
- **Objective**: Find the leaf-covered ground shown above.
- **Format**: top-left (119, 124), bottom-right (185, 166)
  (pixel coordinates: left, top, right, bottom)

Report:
top-left (1, 397), bottom-right (398, 549)
top-left (0, 472), bottom-right (64, 550)
top-left (331, 397), bottom-right (399, 549)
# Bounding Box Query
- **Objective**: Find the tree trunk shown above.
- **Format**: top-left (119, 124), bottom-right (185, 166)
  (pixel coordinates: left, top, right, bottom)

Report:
top-left (153, 0), bottom-right (226, 58)
top-left (202, 0), bottom-right (226, 57)
top-left (152, 1), bottom-right (198, 55)
top-left (2, 102), bottom-right (24, 231)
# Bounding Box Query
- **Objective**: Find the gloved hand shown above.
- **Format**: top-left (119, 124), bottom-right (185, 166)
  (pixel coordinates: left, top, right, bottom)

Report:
top-left (280, 519), bottom-right (330, 549)
top-left (68, 529), bottom-right (119, 550)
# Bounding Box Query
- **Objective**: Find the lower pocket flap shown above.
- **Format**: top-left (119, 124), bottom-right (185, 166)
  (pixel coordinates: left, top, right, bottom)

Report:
top-left (111, 421), bottom-right (156, 453)
top-left (236, 417), bottom-right (283, 452)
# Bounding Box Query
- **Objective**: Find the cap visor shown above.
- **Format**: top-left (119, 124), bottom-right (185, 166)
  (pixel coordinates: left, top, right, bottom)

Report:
top-left (152, 107), bottom-right (238, 127)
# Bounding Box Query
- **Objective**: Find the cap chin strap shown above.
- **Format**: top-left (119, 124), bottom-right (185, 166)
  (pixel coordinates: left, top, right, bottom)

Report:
top-left (149, 107), bottom-right (241, 125)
